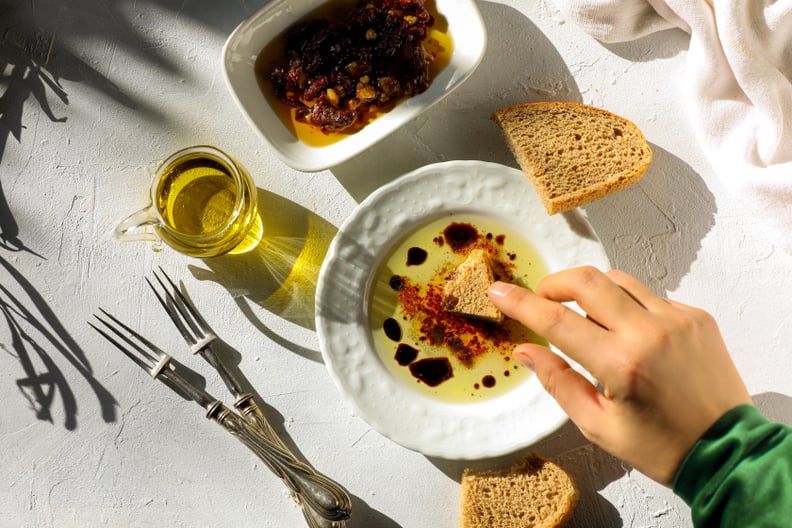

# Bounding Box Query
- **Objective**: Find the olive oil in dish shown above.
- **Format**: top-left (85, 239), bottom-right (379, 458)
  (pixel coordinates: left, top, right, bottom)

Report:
top-left (368, 214), bottom-right (549, 403)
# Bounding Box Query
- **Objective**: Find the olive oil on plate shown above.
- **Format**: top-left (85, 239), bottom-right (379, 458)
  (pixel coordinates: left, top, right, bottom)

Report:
top-left (368, 214), bottom-right (549, 404)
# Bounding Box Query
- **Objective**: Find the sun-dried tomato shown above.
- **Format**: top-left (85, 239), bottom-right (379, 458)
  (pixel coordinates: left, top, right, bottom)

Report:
top-left (270, 0), bottom-right (435, 133)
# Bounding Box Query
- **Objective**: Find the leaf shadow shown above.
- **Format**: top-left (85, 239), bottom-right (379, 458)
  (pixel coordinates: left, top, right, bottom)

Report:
top-left (0, 255), bottom-right (118, 429)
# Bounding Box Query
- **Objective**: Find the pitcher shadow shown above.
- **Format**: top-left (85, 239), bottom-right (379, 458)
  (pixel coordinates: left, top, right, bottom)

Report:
top-left (331, 0), bottom-right (583, 202)
top-left (188, 188), bottom-right (338, 363)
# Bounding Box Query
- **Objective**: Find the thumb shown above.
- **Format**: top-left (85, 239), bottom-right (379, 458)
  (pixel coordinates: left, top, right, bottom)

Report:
top-left (513, 343), bottom-right (605, 432)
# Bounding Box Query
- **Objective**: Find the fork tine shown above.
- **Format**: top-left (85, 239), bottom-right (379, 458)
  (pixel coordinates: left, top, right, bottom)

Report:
top-left (90, 308), bottom-right (172, 379)
top-left (157, 266), bottom-right (211, 333)
top-left (146, 274), bottom-right (196, 345)
top-left (149, 267), bottom-right (216, 355)
top-left (88, 319), bottom-right (152, 373)
top-left (147, 268), bottom-right (249, 402)
top-left (90, 308), bottom-right (218, 408)
top-left (94, 308), bottom-right (160, 363)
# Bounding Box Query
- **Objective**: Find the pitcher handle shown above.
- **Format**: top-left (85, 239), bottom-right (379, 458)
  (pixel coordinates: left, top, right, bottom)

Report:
top-left (114, 206), bottom-right (160, 245)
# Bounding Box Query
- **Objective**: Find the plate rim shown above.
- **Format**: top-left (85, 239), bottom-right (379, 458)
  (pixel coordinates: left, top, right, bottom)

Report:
top-left (315, 160), bottom-right (611, 459)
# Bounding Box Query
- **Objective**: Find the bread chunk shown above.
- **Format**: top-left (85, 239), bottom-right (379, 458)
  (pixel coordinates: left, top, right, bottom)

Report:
top-left (459, 453), bottom-right (579, 528)
top-left (442, 249), bottom-right (503, 323)
top-left (492, 101), bottom-right (652, 214)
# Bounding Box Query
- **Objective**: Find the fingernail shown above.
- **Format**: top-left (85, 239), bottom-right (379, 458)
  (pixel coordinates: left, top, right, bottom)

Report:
top-left (513, 348), bottom-right (535, 370)
top-left (488, 281), bottom-right (515, 297)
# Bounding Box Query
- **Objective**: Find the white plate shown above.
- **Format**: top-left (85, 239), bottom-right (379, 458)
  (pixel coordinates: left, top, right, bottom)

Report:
top-left (315, 161), bottom-right (611, 459)
top-left (221, 0), bottom-right (486, 172)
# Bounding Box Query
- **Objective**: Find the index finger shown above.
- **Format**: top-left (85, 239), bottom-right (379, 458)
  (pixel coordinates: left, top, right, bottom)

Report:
top-left (537, 267), bottom-right (651, 331)
top-left (488, 281), bottom-right (614, 381)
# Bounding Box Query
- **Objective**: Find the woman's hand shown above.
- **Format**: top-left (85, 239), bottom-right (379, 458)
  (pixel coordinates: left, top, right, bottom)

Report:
top-left (489, 266), bottom-right (752, 485)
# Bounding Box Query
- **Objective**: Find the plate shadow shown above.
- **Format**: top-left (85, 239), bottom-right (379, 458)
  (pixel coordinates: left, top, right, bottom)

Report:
top-left (582, 143), bottom-right (716, 293)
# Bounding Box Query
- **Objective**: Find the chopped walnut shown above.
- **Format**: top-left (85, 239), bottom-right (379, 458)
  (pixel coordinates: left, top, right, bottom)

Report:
top-left (326, 88), bottom-right (340, 107)
top-left (356, 82), bottom-right (377, 103)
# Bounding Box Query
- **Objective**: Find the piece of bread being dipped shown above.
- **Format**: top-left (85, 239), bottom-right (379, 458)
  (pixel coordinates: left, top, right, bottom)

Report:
top-left (442, 248), bottom-right (503, 323)
top-left (492, 101), bottom-right (652, 215)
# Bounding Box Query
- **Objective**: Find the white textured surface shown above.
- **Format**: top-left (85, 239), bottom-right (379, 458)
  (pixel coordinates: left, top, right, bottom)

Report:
top-left (1, 1), bottom-right (791, 527)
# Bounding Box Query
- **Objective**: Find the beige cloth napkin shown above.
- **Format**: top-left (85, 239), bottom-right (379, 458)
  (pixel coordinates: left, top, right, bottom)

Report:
top-left (558, 0), bottom-right (792, 251)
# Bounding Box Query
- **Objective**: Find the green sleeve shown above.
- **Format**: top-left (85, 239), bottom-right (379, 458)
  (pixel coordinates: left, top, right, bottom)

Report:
top-left (672, 405), bottom-right (792, 527)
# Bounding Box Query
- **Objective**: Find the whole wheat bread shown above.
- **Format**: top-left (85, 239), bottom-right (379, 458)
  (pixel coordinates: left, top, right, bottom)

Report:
top-left (492, 102), bottom-right (652, 214)
top-left (442, 248), bottom-right (503, 323)
top-left (459, 452), bottom-right (578, 528)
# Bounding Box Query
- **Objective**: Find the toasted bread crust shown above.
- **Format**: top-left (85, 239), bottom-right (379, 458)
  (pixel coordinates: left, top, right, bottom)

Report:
top-left (492, 102), bottom-right (652, 214)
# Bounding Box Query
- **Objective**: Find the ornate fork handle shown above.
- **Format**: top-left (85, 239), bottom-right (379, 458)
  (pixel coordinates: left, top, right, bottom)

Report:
top-left (207, 401), bottom-right (352, 523)
top-left (233, 396), bottom-right (347, 528)
top-left (234, 394), bottom-right (288, 447)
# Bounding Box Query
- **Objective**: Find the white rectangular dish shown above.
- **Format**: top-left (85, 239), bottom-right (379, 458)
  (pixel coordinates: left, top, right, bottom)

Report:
top-left (222, 0), bottom-right (487, 172)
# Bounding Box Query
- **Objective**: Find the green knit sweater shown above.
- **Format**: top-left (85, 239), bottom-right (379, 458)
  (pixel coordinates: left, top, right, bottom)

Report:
top-left (673, 405), bottom-right (792, 527)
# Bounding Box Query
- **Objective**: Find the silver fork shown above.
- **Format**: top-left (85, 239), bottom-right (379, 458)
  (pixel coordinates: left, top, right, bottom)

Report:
top-left (145, 268), bottom-right (352, 519)
top-left (145, 268), bottom-right (277, 440)
top-left (90, 309), bottom-right (351, 528)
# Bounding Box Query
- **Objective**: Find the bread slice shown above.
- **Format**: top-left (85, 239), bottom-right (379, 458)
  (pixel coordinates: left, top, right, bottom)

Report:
top-left (442, 249), bottom-right (503, 323)
top-left (459, 452), bottom-right (578, 528)
top-left (492, 101), bottom-right (652, 214)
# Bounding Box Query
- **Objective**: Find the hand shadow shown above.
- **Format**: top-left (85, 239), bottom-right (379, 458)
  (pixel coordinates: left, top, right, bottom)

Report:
top-left (582, 144), bottom-right (716, 293)
top-left (188, 188), bottom-right (338, 362)
top-left (554, 444), bottom-right (629, 528)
